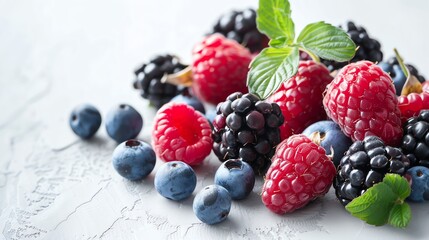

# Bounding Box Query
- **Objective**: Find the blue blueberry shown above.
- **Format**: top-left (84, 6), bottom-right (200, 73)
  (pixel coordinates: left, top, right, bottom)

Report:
top-left (302, 120), bottom-right (352, 167)
top-left (405, 166), bottom-right (429, 202)
top-left (112, 139), bottom-right (156, 181)
top-left (69, 104), bottom-right (102, 139)
top-left (193, 185), bottom-right (231, 225)
top-left (154, 161), bottom-right (197, 201)
top-left (214, 159), bottom-right (255, 200)
top-left (105, 104), bottom-right (143, 143)
top-left (170, 91), bottom-right (205, 114)
top-left (378, 62), bottom-right (406, 95)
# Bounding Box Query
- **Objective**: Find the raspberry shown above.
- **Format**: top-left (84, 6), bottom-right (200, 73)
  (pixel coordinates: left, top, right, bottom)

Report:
top-left (261, 135), bottom-right (336, 214)
top-left (334, 136), bottom-right (410, 206)
top-left (267, 61), bottom-right (333, 141)
top-left (398, 92), bottom-right (429, 123)
top-left (322, 21), bottom-right (383, 71)
top-left (210, 8), bottom-right (269, 53)
top-left (401, 110), bottom-right (429, 168)
top-left (323, 61), bottom-right (403, 146)
top-left (152, 102), bottom-right (213, 166)
top-left (212, 92), bottom-right (284, 175)
top-left (133, 54), bottom-right (186, 108)
top-left (191, 34), bottom-right (252, 105)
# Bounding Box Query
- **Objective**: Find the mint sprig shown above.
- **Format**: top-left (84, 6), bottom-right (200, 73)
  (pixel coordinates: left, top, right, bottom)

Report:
top-left (248, 0), bottom-right (356, 99)
top-left (345, 174), bottom-right (412, 228)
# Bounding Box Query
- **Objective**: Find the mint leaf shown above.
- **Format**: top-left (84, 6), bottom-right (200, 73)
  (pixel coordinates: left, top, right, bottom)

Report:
top-left (297, 21), bottom-right (356, 62)
top-left (388, 204), bottom-right (411, 228)
top-left (346, 174), bottom-right (412, 228)
top-left (346, 182), bottom-right (396, 226)
top-left (247, 46), bottom-right (299, 99)
top-left (383, 174), bottom-right (411, 200)
top-left (257, 0), bottom-right (295, 43)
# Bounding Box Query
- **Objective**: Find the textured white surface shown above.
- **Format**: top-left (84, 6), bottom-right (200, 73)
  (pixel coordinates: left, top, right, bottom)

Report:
top-left (1, 0), bottom-right (429, 239)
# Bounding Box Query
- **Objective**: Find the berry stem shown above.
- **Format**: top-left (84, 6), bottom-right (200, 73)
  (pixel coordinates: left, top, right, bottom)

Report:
top-left (393, 48), bottom-right (409, 78)
top-left (162, 66), bottom-right (193, 87)
top-left (300, 48), bottom-right (320, 63)
top-left (394, 48), bottom-right (422, 95)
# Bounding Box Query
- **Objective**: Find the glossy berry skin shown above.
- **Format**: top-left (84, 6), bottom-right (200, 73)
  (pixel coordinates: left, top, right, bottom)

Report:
top-left (323, 61), bottom-right (403, 146)
top-left (169, 90), bottom-right (205, 114)
top-left (212, 92), bottom-right (284, 175)
top-left (133, 54), bottom-right (186, 108)
top-left (191, 34), bottom-right (252, 105)
top-left (210, 8), bottom-right (268, 53)
top-left (302, 120), bottom-right (352, 167)
top-left (193, 185), bottom-right (232, 224)
top-left (322, 21), bottom-right (383, 71)
top-left (401, 110), bottom-right (429, 168)
top-left (214, 159), bottom-right (255, 200)
top-left (154, 161), bottom-right (197, 201)
top-left (267, 61), bottom-right (333, 141)
top-left (378, 56), bottom-right (426, 95)
top-left (152, 102), bottom-right (213, 165)
top-left (334, 136), bottom-right (410, 206)
top-left (398, 92), bottom-right (429, 123)
top-left (105, 104), bottom-right (143, 143)
top-left (69, 104), bottom-right (102, 139)
top-left (405, 166), bottom-right (429, 202)
top-left (261, 135), bottom-right (336, 214)
top-left (112, 140), bottom-right (156, 181)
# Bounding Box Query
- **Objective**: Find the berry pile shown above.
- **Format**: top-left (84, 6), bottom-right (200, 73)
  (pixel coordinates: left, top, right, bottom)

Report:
top-left (210, 8), bottom-right (268, 53)
top-left (334, 136), bottom-right (410, 206)
top-left (133, 54), bottom-right (187, 108)
top-left (322, 21), bottom-right (383, 71)
top-left (212, 92), bottom-right (284, 175)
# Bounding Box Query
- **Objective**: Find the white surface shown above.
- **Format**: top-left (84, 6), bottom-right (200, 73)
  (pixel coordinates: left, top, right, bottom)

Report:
top-left (1, 0), bottom-right (429, 239)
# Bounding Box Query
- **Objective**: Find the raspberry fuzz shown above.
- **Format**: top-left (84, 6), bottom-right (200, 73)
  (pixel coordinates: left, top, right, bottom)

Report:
top-left (261, 135), bottom-right (336, 214)
top-left (152, 102), bottom-right (213, 165)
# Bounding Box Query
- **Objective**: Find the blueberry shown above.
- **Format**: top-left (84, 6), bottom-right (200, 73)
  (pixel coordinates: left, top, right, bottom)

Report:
top-left (112, 139), bottom-right (156, 181)
top-left (193, 185), bottom-right (231, 225)
top-left (302, 121), bottom-right (353, 167)
top-left (406, 166), bottom-right (429, 202)
top-left (214, 159), bottom-right (255, 200)
top-left (69, 104), bottom-right (102, 139)
top-left (154, 161), bottom-right (197, 201)
top-left (169, 91), bottom-right (205, 114)
top-left (105, 104), bottom-right (143, 143)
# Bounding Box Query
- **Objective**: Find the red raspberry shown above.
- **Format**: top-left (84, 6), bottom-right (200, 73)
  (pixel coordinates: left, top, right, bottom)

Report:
top-left (323, 61), bottom-right (403, 146)
top-left (261, 135), bottom-right (336, 214)
top-left (398, 92), bottom-right (429, 123)
top-left (267, 61), bottom-right (333, 141)
top-left (191, 34), bottom-right (252, 105)
top-left (152, 102), bottom-right (213, 166)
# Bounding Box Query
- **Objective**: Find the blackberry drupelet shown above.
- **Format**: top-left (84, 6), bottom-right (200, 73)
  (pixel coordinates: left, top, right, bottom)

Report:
top-left (334, 136), bottom-right (410, 206)
top-left (212, 92), bottom-right (284, 175)
top-left (322, 21), bottom-right (383, 71)
top-left (133, 54), bottom-right (187, 108)
top-left (401, 110), bottom-right (429, 168)
top-left (210, 8), bottom-right (268, 53)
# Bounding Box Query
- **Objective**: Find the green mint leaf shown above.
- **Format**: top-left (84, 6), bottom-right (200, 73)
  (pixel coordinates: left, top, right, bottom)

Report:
top-left (257, 0), bottom-right (295, 43)
top-left (388, 203), bottom-right (411, 228)
top-left (297, 21), bottom-right (356, 62)
top-left (345, 182), bottom-right (396, 226)
top-left (247, 46), bottom-right (299, 99)
top-left (269, 37), bottom-right (288, 48)
top-left (383, 174), bottom-right (411, 200)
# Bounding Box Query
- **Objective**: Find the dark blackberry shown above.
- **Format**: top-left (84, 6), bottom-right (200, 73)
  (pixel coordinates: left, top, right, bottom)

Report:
top-left (334, 136), bottom-right (410, 206)
top-left (133, 54), bottom-right (187, 108)
top-left (321, 21), bottom-right (383, 71)
top-left (212, 92), bottom-right (284, 175)
top-left (210, 8), bottom-right (268, 53)
top-left (401, 110), bottom-right (429, 168)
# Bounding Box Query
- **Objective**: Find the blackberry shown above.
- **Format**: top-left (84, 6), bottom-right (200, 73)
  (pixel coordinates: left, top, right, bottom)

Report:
top-left (212, 92), bottom-right (284, 175)
top-left (334, 136), bottom-right (410, 206)
top-left (321, 21), bottom-right (383, 71)
top-left (210, 8), bottom-right (268, 53)
top-left (401, 110), bottom-right (429, 168)
top-left (133, 54), bottom-right (187, 108)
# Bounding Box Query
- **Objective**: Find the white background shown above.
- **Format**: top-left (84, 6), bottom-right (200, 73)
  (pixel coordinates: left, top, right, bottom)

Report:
top-left (1, 0), bottom-right (429, 239)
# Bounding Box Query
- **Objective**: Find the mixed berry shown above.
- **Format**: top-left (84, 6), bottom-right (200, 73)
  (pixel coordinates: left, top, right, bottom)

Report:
top-left (68, 0), bottom-right (429, 228)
